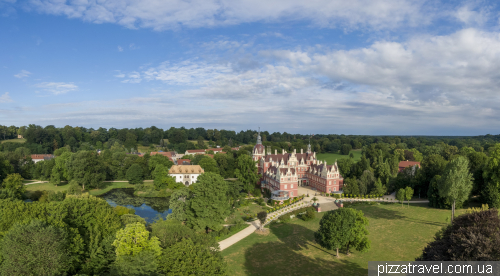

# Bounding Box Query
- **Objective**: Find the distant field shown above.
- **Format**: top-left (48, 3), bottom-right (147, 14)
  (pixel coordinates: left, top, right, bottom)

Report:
top-left (188, 139), bottom-right (209, 145)
top-left (317, 150), bottom-right (362, 164)
top-left (1, 138), bottom-right (26, 144)
top-left (24, 181), bottom-right (136, 196)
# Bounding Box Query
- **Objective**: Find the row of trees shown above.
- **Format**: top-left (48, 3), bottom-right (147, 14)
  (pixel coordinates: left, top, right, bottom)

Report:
top-left (3, 124), bottom-right (500, 156)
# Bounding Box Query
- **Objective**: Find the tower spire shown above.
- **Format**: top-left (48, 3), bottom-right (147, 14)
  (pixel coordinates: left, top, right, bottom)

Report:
top-left (256, 127), bottom-right (262, 145)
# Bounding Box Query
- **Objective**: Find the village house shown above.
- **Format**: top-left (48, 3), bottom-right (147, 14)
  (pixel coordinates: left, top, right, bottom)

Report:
top-left (31, 154), bottom-right (55, 163)
top-left (168, 165), bottom-right (204, 186)
top-left (398, 160), bottom-right (421, 172)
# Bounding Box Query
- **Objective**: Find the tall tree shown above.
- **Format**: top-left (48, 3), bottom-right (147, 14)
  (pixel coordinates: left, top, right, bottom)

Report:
top-left (482, 144), bottom-right (500, 208)
top-left (438, 156), bottom-right (473, 223)
top-left (186, 173), bottom-right (230, 232)
top-left (314, 208), bottom-right (353, 257)
top-left (405, 186), bottom-right (414, 207)
top-left (417, 209), bottom-right (500, 261)
top-left (0, 173), bottom-right (25, 200)
top-left (396, 188), bottom-right (405, 207)
top-left (159, 238), bottom-right (227, 275)
top-left (168, 187), bottom-right (190, 221)
top-left (66, 151), bottom-right (106, 190)
top-left (0, 219), bottom-right (74, 276)
top-left (199, 157), bottom-right (220, 175)
top-left (234, 154), bottom-right (259, 194)
top-left (112, 222), bottom-right (161, 260)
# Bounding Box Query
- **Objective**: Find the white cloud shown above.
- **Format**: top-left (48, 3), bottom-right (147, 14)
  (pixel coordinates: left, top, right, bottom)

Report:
top-left (26, 0), bottom-right (429, 31)
top-left (109, 28), bottom-right (500, 134)
top-left (0, 92), bottom-right (13, 103)
top-left (35, 82), bottom-right (78, 95)
top-left (14, 70), bottom-right (31, 78)
top-left (453, 4), bottom-right (491, 27)
top-left (118, 46), bottom-right (123, 52)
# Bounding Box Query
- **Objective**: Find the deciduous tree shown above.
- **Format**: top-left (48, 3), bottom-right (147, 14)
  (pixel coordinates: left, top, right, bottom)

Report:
top-left (438, 156), bottom-right (473, 223)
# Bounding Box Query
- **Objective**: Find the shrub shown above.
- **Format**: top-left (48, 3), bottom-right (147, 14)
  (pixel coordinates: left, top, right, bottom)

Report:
top-left (301, 207), bottom-right (316, 221)
top-left (280, 213), bottom-right (292, 223)
top-left (67, 181), bottom-right (82, 196)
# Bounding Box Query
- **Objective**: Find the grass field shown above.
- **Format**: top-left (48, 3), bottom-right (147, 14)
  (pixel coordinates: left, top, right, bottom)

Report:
top-left (222, 203), bottom-right (466, 276)
top-left (1, 138), bottom-right (26, 144)
top-left (24, 181), bottom-right (136, 196)
top-left (316, 149), bottom-right (362, 164)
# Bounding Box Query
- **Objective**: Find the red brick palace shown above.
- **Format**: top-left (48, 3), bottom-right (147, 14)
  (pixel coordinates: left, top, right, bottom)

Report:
top-left (252, 132), bottom-right (344, 199)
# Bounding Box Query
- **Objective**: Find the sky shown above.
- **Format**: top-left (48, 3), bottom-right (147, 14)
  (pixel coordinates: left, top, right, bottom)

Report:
top-left (1, 0), bottom-right (500, 135)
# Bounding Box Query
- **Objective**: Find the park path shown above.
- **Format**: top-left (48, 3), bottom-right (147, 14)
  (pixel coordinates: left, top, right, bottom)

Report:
top-left (218, 220), bottom-right (260, 251)
top-left (218, 199), bottom-right (310, 250)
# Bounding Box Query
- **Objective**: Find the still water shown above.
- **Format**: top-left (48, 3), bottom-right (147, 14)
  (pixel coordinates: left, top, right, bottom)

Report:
top-left (100, 188), bottom-right (172, 223)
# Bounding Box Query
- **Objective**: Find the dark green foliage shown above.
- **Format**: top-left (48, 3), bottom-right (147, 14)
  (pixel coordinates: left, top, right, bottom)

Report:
top-left (234, 154), bottom-right (259, 194)
top-left (0, 173), bottom-right (25, 200)
top-left (340, 144), bottom-right (352, 155)
top-left (482, 182), bottom-right (500, 209)
top-left (417, 209), bottom-right (500, 261)
top-left (257, 211), bottom-right (267, 227)
top-left (0, 219), bottom-right (73, 276)
top-left (120, 214), bottom-right (146, 226)
top-left (199, 157), bottom-right (220, 174)
top-left (67, 180), bottom-right (82, 195)
top-left (302, 207), bottom-right (316, 221)
top-left (66, 151), bottom-right (106, 190)
top-left (126, 163), bottom-right (144, 184)
top-left (110, 250), bottom-right (160, 276)
top-left (159, 238), bottom-right (228, 275)
top-left (186, 173), bottom-right (230, 232)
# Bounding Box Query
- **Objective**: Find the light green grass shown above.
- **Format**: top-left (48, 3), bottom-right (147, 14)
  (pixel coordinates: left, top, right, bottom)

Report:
top-left (25, 181), bottom-right (136, 196)
top-left (1, 138), bottom-right (26, 144)
top-left (188, 139), bottom-right (209, 145)
top-left (317, 150), bottom-right (362, 164)
top-left (88, 182), bottom-right (135, 196)
top-left (25, 182), bottom-right (70, 192)
top-left (222, 203), bottom-right (466, 276)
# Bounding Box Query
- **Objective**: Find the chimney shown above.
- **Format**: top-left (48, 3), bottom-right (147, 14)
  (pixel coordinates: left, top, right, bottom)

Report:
top-left (282, 149), bottom-right (284, 154)
top-left (294, 149), bottom-right (296, 154)
top-left (275, 149), bottom-right (277, 155)
top-left (301, 148), bottom-right (303, 154)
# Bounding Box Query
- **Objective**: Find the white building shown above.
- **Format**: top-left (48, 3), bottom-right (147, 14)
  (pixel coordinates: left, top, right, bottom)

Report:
top-left (168, 165), bottom-right (204, 186)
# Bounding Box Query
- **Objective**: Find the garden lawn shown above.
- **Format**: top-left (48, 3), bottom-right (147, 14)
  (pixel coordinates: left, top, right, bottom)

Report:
top-left (317, 150), bottom-right (362, 164)
top-left (226, 202), bottom-right (269, 224)
top-left (222, 203), bottom-right (466, 276)
top-left (25, 181), bottom-right (136, 196)
top-left (1, 138), bottom-right (26, 144)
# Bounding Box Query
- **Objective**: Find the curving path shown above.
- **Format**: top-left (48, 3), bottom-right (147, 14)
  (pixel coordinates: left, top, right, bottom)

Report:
top-left (218, 199), bottom-right (311, 250)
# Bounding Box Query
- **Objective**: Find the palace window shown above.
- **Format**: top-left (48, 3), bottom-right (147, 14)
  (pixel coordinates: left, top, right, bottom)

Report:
top-left (291, 184), bottom-right (293, 188)
top-left (285, 185), bottom-right (287, 189)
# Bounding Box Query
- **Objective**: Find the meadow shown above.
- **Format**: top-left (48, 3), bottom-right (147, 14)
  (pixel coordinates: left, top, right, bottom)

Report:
top-left (316, 149), bottom-right (362, 164)
top-left (222, 203), bottom-right (465, 276)
top-left (1, 138), bottom-right (26, 144)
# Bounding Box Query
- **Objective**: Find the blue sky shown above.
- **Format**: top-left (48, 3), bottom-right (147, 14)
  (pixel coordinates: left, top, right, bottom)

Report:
top-left (1, 0), bottom-right (500, 135)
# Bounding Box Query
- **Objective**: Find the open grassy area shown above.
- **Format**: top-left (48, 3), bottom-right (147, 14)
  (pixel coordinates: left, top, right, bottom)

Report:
top-left (226, 202), bottom-right (269, 224)
top-left (1, 138), bottom-right (26, 144)
top-left (317, 149), bottom-right (362, 164)
top-left (25, 181), bottom-right (137, 196)
top-left (222, 203), bottom-right (466, 276)
top-left (25, 182), bottom-right (70, 193)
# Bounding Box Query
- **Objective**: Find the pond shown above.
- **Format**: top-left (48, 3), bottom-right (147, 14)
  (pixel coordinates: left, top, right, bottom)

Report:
top-left (100, 188), bottom-right (171, 223)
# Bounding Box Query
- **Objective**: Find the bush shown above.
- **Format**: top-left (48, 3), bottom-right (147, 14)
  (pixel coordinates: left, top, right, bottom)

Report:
top-left (67, 181), bottom-right (82, 196)
top-left (280, 213), bottom-right (291, 223)
top-left (253, 188), bottom-right (262, 198)
top-left (302, 207), bottom-right (316, 221)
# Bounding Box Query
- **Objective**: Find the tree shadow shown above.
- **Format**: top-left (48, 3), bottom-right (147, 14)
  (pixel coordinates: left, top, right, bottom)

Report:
top-left (242, 223), bottom-right (367, 276)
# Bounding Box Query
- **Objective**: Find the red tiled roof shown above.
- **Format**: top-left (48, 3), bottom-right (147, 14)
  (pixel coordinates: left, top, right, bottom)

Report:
top-left (31, 154), bottom-right (53, 160)
top-left (187, 149), bottom-right (206, 153)
top-left (176, 159), bottom-right (191, 165)
top-left (398, 161), bottom-right (421, 168)
top-left (150, 152), bottom-right (172, 157)
top-left (207, 148), bottom-right (223, 152)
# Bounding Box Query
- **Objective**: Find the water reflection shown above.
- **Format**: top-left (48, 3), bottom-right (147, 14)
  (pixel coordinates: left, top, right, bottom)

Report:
top-left (100, 188), bottom-right (171, 223)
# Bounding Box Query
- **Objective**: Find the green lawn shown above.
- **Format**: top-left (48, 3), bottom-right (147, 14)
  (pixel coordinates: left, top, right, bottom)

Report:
top-left (317, 150), bottom-right (362, 164)
top-left (25, 181), bottom-right (135, 196)
top-left (1, 138), bottom-right (26, 144)
top-left (222, 203), bottom-right (466, 276)
top-left (226, 202), bottom-right (269, 224)
top-left (25, 182), bottom-right (71, 193)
